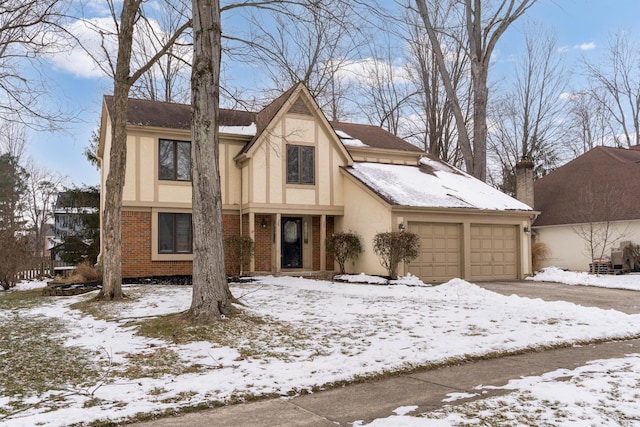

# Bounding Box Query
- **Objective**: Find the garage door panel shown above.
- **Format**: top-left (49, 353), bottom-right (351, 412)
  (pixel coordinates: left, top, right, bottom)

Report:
top-left (470, 224), bottom-right (518, 281)
top-left (409, 222), bottom-right (461, 282)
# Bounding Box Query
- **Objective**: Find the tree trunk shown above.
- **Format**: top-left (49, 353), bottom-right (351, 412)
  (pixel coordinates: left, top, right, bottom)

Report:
top-left (187, 0), bottom-right (236, 323)
top-left (470, 61), bottom-right (487, 181)
top-left (97, 0), bottom-right (141, 300)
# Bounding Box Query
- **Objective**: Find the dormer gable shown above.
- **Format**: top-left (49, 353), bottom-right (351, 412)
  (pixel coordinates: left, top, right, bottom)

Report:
top-left (235, 83), bottom-right (352, 166)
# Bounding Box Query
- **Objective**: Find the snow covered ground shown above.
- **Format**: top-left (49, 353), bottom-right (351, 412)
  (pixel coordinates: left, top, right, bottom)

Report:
top-left (3, 270), bottom-right (640, 426)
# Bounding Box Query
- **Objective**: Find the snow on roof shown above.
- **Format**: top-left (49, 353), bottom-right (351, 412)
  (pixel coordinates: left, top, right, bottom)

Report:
top-left (347, 157), bottom-right (532, 211)
top-left (334, 129), bottom-right (368, 147)
top-left (219, 123), bottom-right (257, 136)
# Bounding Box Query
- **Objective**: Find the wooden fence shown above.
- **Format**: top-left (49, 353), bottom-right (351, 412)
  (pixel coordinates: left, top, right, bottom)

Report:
top-left (16, 258), bottom-right (72, 281)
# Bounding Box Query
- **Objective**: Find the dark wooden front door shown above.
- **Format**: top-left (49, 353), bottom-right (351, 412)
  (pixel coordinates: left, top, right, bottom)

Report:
top-left (281, 217), bottom-right (302, 268)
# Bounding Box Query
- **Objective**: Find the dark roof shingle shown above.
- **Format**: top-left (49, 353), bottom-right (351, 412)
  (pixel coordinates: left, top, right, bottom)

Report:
top-left (534, 146), bottom-right (640, 226)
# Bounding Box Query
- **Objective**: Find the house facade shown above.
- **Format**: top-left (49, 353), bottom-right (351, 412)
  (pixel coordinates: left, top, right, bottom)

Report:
top-left (534, 146), bottom-right (640, 271)
top-left (98, 83), bottom-right (536, 282)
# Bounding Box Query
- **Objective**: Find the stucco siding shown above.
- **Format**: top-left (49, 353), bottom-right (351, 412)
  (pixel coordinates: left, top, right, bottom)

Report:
top-left (139, 136), bottom-right (154, 202)
top-left (341, 178), bottom-right (392, 276)
top-left (536, 220), bottom-right (640, 271)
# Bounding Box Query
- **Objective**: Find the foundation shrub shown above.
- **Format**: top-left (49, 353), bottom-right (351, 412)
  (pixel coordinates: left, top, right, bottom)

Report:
top-left (326, 231), bottom-right (363, 274)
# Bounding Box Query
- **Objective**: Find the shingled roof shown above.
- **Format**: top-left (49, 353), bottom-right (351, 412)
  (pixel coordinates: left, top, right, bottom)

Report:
top-left (103, 87), bottom-right (422, 154)
top-left (103, 96), bottom-right (255, 129)
top-left (534, 146), bottom-right (640, 226)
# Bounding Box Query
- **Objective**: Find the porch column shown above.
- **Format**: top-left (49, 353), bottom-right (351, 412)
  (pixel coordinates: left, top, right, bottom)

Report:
top-left (320, 214), bottom-right (327, 271)
top-left (248, 212), bottom-right (255, 273)
top-left (275, 213), bottom-right (281, 273)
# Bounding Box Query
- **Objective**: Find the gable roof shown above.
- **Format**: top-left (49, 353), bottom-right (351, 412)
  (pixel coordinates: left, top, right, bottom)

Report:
top-left (343, 156), bottom-right (532, 211)
top-left (534, 146), bottom-right (640, 226)
top-left (102, 87), bottom-right (423, 155)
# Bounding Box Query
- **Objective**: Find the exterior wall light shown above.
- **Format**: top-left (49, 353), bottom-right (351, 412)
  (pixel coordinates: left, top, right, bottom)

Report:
top-left (261, 217), bottom-right (267, 229)
top-left (398, 223), bottom-right (405, 231)
top-left (523, 226), bottom-right (530, 233)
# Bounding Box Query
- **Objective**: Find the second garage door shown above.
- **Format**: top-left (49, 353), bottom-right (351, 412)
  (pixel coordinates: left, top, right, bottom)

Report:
top-left (470, 224), bottom-right (518, 280)
top-left (409, 222), bottom-right (461, 282)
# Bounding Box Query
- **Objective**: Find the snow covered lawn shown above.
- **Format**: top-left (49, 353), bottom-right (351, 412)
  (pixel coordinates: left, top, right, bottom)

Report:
top-left (3, 272), bottom-right (640, 426)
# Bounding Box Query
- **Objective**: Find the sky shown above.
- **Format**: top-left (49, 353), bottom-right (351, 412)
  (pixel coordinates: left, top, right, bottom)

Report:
top-left (23, 0), bottom-right (640, 188)
top-left (6, 268), bottom-right (640, 425)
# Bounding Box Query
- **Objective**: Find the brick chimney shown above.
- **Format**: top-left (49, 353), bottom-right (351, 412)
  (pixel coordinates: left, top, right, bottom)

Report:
top-left (515, 156), bottom-right (534, 208)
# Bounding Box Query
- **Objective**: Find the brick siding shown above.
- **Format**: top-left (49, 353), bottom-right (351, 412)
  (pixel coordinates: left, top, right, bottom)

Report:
top-left (254, 214), bottom-right (272, 272)
top-left (121, 210), bottom-right (240, 278)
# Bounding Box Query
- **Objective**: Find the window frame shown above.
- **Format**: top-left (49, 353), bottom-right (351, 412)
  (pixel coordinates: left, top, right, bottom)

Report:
top-left (159, 138), bottom-right (191, 181)
top-left (157, 212), bottom-right (193, 254)
top-left (286, 144), bottom-right (315, 185)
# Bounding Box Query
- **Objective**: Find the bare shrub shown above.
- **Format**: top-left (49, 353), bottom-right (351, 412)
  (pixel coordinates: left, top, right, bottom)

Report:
top-left (0, 231), bottom-right (30, 290)
top-left (531, 240), bottom-right (550, 272)
top-left (373, 231), bottom-right (420, 279)
top-left (224, 235), bottom-right (255, 276)
top-left (59, 260), bottom-right (102, 284)
top-left (326, 231), bottom-right (363, 274)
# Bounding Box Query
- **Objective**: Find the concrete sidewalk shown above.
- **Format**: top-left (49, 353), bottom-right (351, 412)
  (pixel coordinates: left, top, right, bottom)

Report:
top-left (132, 338), bottom-right (640, 426)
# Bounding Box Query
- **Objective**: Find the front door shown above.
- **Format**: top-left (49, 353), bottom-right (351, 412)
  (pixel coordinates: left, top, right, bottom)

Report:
top-left (281, 217), bottom-right (302, 268)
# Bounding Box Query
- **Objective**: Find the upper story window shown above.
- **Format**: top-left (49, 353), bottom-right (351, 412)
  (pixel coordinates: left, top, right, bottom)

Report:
top-left (286, 144), bottom-right (315, 185)
top-left (159, 139), bottom-right (191, 181)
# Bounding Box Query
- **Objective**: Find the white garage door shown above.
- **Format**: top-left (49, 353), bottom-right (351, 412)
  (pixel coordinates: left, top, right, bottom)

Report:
top-left (470, 224), bottom-right (518, 280)
top-left (408, 222), bottom-right (461, 282)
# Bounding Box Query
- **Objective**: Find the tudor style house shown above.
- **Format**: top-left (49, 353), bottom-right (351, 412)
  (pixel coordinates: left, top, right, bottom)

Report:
top-left (98, 83), bottom-right (536, 282)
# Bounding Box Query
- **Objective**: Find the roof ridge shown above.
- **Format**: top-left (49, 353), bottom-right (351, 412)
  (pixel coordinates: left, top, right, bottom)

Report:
top-left (598, 145), bottom-right (640, 164)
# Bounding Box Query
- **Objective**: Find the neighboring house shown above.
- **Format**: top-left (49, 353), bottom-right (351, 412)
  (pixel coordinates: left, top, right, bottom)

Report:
top-left (534, 146), bottom-right (640, 271)
top-left (98, 83), bottom-right (535, 282)
top-left (53, 190), bottom-right (100, 263)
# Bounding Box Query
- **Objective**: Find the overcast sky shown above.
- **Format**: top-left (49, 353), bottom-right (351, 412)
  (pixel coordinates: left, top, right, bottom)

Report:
top-left (24, 0), bottom-right (640, 187)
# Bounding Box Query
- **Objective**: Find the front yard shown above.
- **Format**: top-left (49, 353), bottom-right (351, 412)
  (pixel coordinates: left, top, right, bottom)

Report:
top-left (2, 273), bottom-right (640, 426)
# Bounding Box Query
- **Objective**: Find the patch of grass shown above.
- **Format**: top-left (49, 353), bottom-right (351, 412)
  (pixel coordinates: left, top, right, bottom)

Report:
top-left (131, 310), bottom-right (323, 361)
top-left (0, 288), bottom-right (47, 310)
top-left (70, 292), bottom-right (140, 321)
top-left (116, 346), bottom-right (206, 379)
top-left (0, 313), bottom-right (102, 417)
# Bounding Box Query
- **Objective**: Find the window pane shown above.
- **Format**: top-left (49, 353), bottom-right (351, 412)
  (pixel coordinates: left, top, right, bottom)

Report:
top-left (176, 142), bottom-right (191, 181)
top-left (286, 145), bottom-right (299, 183)
top-left (158, 213), bottom-right (174, 253)
top-left (301, 146), bottom-right (315, 184)
top-left (159, 140), bottom-right (174, 180)
top-left (175, 214), bottom-right (192, 253)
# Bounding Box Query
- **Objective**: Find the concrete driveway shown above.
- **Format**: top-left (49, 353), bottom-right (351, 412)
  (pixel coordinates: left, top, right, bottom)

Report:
top-left (477, 280), bottom-right (640, 314)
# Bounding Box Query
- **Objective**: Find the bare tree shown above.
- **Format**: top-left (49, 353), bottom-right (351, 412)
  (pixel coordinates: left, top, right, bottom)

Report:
top-left (571, 182), bottom-right (630, 266)
top-left (129, 0), bottom-right (192, 103)
top-left (93, 0), bottom-right (191, 300)
top-left (354, 38), bottom-right (416, 135)
top-left (488, 26), bottom-right (567, 194)
top-left (23, 161), bottom-right (66, 257)
top-left (0, 1), bottom-right (70, 130)
top-left (414, 0), bottom-right (537, 181)
top-left (403, 1), bottom-right (469, 165)
top-left (583, 31), bottom-right (640, 148)
top-left (0, 120), bottom-right (27, 162)
top-left (564, 89), bottom-right (616, 157)
top-left (186, 0), bottom-right (236, 322)
top-left (230, 1), bottom-right (358, 121)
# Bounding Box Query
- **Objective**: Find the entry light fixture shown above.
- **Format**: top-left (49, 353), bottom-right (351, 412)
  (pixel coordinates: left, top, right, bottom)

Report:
top-left (523, 226), bottom-right (530, 233)
top-left (261, 217), bottom-right (267, 229)
top-left (398, 222), bottom-right (405, 231)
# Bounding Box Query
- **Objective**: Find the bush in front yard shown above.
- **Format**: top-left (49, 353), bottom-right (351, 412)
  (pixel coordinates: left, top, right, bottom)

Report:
top-left (326, 231), bottom-right (363, 274)
top-left (531, 240), bottom-right (550, 272)
top-left (224, 235), bottom-right (255, 276)
top-left (373, 231), bottom-right (420, 279)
